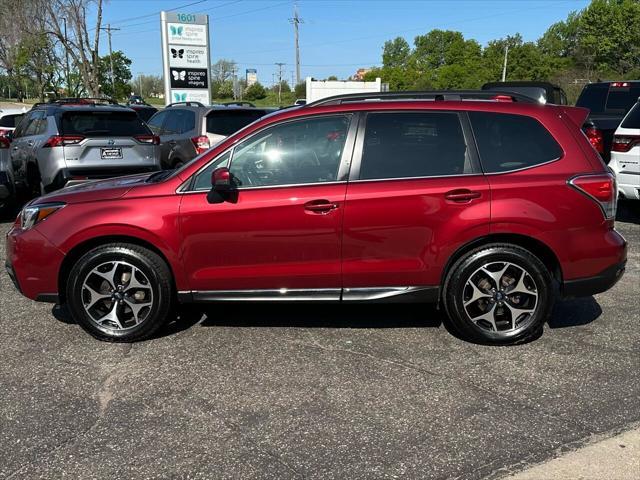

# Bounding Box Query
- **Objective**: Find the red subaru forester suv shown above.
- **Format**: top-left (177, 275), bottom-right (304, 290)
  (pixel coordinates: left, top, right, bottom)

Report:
top-left (5, 91), bottom-right (627, 345)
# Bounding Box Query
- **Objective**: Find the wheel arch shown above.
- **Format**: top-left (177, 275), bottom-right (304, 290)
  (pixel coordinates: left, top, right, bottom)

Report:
top-left (441, 233), bottom-right (563, 289)
top-left (58, 235), bottom-right (177, 304)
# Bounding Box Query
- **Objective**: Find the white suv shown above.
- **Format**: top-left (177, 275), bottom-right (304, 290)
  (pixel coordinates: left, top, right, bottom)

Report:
top-left (610, 100), bottom-right (640, 201)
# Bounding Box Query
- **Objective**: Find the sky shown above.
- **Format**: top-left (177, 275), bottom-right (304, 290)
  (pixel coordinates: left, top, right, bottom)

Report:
top-left (100, 0), bottom-right (591, 86)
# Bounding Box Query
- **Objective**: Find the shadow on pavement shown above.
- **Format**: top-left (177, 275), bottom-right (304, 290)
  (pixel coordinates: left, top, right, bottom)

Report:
top-left (549, 296), bottom-right (602, 328)
top-left (616, 199), bottom-right (640, 225)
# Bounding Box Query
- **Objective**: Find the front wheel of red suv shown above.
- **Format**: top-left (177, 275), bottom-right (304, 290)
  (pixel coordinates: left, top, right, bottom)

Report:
top-left (66, 243), bottom-right (174, 342)
top-left (443, 244), bottom-right (554, 345)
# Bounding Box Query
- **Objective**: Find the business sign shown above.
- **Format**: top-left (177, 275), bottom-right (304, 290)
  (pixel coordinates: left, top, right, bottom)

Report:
top-left (246, 69), bottom-right (258, 87)
top-left (161, 11), bottom-right (210, 106)
top-left (168, 45), bottom-right (208, 69)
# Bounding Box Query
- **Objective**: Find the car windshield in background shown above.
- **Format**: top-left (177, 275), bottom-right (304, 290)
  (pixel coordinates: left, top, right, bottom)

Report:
top-left (134, 108), bottom-right (157, 122)
top-left (621, 102), bottom-right (640, 129)
top-left (60, 111), bottom-right (150, 136)
top-left (206, 110), bottom-right (266, 136)
top-left (576, 83), bottom-right (640, 114)
top-left (0, 114), bottom-right (24, 128)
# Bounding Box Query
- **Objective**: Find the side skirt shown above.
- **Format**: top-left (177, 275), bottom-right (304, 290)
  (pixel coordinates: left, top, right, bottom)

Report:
top-left (178, 286), bottom-right (440, 304)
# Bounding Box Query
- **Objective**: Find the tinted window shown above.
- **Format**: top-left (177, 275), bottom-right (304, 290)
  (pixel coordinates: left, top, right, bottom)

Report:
top-left (206, 110), bottom-right (266, 136)
top-left (0, 114), bottom-right (23, 128)
top-left (621, 102), bottom-right (640, 129)
top-left (60, 111), bottom-right (150, 136)
top-left (606, 84), bottom-right (640, 112)
top-left (147, 110), bottom-right (168, 135)
top-left (469, 112), bottom-right (563, 173)
top-left (134, 107), bottom-right (158, 122)
top-left (359, 112), bottom-right (471, 180)
top-left (24, 111), bottom-right (46, 136)
top-left (576, 84), bottom-right (608, 114)
top-left (163, 109), bottom-right (195, 134)
top-left (229, 115), bottom-right (350, 187)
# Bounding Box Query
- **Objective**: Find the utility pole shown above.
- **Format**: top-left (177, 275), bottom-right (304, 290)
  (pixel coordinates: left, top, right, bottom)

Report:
top-left (275, 63), bottom-right (285, 105)
top-left (501, 44), bottom-right (509, 82)
top-left (100, 24), bottom-right (121, 97)
top-left (289, 3), bottom-right (303, 85)
top-left (138, 75), bottom-right (143, 97)
top-left (63, 18), bottom-right (71, 96)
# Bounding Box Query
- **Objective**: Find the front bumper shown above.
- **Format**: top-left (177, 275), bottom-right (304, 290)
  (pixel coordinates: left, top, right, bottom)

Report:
top-left (5, 225), bottom-right (65, 302)
top-left (562, 260), bottom-right (627, 298)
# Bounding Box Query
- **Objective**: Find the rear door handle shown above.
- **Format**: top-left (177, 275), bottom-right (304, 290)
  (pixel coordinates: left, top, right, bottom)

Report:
top-left (444, 189), bottom-right (482, 202)
top-left (304, 199), bottom-right (339, 214)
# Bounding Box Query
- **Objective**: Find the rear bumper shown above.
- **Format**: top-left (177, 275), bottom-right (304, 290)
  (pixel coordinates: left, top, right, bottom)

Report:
top-left (562, 260), bottom-right (626, 298)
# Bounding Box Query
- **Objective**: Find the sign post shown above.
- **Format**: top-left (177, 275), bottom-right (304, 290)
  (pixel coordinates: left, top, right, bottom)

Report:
top-left (160, 11), bottom-right (211, 106)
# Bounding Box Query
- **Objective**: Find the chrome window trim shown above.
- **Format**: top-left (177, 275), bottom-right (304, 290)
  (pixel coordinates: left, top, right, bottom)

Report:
top-left (179, 180), bottom-right (348, 195)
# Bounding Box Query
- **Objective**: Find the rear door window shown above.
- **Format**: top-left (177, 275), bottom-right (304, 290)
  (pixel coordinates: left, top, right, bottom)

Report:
top-left (469, 112), bottom-right (563, 173)
top-left (358, 112), bottom-right (472, 180)
top-left (60, 111), bottom-right (150, 136)
top-left (621, 102), bottom-right (640, 129)
top-left (147, 110), bottom-right (168, 135)
top-left (206, 110), bottom-right (266, 136)
top-left (163, 109), bottom-right (195, 135)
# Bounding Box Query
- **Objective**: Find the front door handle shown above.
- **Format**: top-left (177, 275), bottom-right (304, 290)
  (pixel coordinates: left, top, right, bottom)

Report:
top-left (445, 189), bottom-right (482, 202)
top-left (304, 199), bottom-right (339, 214)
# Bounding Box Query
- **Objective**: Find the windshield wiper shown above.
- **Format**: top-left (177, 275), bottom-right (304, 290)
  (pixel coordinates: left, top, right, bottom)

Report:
top-left (146, 170), bottom-right (174, 183)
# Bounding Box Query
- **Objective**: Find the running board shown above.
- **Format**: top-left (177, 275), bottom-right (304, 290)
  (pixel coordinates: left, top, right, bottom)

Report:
top-left (179, 286), bottom-right (439, 303)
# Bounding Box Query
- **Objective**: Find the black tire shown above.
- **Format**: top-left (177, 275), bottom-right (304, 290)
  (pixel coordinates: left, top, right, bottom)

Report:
top-left (443, 244), bottom-right (554, 345)
top-left (66, 243), bottom-right (174, 342)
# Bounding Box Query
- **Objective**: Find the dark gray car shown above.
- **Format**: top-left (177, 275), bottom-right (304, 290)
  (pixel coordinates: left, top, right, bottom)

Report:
top-left (147, 102), bottom-right (270, 169)
top-left (10, 99), bottom-right (161, 195)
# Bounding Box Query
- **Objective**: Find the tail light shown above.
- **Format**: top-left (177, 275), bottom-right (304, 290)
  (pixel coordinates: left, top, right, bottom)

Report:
top-left (0, 137), bottom-right (10, 149)
top-left (569, 173), bottom-right (617, 220)
top-left (134, 134), bottom-right (160, 145)
top-left (492, 94), bottom-right (513, 102)
top-left (43, 135), bottom-right (85, 147)
top-left (585, 127), bottom-right (604, 153)
top-left (611, 82), bottom-right (630, 88)
top-left (191, 135), bottom-right (210, 155)
top-left (612, 135), bottom-right (640, 153)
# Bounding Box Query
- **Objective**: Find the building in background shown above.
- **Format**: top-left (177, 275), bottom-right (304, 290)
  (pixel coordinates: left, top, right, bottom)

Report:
top-left (246, 69), bottom-right (258, 86)
top-left (352, 68), bottom-right (372, 81)
top-left (306, 77), bottom-right (386, 103)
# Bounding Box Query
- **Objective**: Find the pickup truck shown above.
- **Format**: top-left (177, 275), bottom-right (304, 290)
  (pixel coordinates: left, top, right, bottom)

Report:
top-left (576, 81), bottom-right (640, 162)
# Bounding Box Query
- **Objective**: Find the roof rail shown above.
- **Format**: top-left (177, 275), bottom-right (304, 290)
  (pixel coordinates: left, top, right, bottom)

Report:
top-left (305, 90), bottom-right (538, 107)
top-left (166, 101), bottom-right (205, 108)
top-left (44, 97), bottom-right (120, 106)
top-left (221, 101), bottom-right (256, 108)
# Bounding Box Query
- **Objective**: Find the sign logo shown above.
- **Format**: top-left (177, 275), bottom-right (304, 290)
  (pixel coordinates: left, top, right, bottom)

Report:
top-left (107, 139), bottom-right (115, 145)
top-left (171, 48), bottom-right (184, 59)
top-left (173, 92), bottom-right (187, 102)
top-left (169, 25), bottom-right (183, 36)
top-left (172, 70), bottom-right (186, 81)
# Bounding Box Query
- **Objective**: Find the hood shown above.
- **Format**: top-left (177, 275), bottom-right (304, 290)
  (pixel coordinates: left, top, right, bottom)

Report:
top-left (33, 173), bottom-right (153, 205)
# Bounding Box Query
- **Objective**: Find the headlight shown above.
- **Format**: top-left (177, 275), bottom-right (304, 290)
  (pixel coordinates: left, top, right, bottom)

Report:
top-left (20, 203), bottom-right (65, 230)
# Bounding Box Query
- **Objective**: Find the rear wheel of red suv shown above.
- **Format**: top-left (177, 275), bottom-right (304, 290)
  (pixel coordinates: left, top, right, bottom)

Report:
top-left (443, 244), bottom-right (554, 345)
top-left (66, 243), bottom-right (174, 342)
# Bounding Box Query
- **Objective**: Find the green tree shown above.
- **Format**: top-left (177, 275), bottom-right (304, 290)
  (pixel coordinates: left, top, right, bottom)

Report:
top-left (294, 82), bottom-right (306, 98)
top-left (98, 50), bottom-right (132, 99)
top-left (213, 79), bottom-right (234, 99)
top-left (245, 82), bottom-right (267, 100)
top-left (382, 37), bottom-right (411, 68)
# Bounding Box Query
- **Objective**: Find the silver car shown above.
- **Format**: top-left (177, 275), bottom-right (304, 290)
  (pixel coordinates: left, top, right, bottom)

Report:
top-left (10, 100), bottom-right (161, 195)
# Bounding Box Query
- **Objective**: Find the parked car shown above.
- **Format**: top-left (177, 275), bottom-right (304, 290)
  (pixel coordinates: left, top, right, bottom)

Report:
top-left (126, 103), bottom-right (158, 123)
top-left (576, 81), bottom-right (640, 162)
top-left (9, 98), bottom-right (161, 196)
top-left (6, 90), bottom-right (626, 344)
top-left (0, 132), bottom-right (16, 213)
top-left (482, 81), bottom-right (568, 105)
top-left (0, 108), bottom-right (27, 137)
top-left (146, 102), bottom-right (270, 169)
top-left (610, 99), bottom-right (640, 201)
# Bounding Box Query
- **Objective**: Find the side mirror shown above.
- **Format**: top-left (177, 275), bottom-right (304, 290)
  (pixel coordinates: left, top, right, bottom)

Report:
top-left (211, 167), bottom-right (234, 192)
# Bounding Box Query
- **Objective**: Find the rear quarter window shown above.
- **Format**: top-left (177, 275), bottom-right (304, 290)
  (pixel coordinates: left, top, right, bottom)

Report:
top-left (469, 112), bottom-right (563, 173)
top-left (620, 102), bottom-right (640, 129)
top-left (60, 111), bottom-right (150, 136)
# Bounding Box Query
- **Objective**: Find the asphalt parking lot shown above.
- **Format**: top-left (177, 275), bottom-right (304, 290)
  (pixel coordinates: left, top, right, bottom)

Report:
top-left (1, 202), bottom-right (638, 480)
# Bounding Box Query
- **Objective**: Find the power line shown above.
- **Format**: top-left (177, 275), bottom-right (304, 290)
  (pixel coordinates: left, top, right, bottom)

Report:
top-left (100, 24), bottom-right (121, 94)
top-left (289, 2), bottom-right (303, 85)
top-left (108, 0), bottom-right (209, 27)
top-left (275, 62), bottom-right (285, 105)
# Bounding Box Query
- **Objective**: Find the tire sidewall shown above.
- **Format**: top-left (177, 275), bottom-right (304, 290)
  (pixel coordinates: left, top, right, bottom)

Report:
top-left (445, 246), bottom-right (554, 344)
top-left (67, 246), bottom-right (172, 341)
